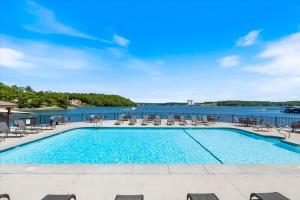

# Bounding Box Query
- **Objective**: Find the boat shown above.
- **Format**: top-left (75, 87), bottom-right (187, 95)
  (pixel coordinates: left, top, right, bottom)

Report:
top-left (283, 106), bottom-right (300, 113)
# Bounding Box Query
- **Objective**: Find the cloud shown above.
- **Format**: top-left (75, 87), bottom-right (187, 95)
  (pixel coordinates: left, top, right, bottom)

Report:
top-left (0, 48), bottom-right (32, 68)
top-left (113, 34), bottom-right (130, 47)
top-left (219, 55), bottom-right (240, 67)
top-left (244, 31), bottom-right (300, 77)
top-left (236, 29), bottom-right (261, 47)
top-left (0, 35), bottom-right (111, 73)
top-left (24, 0), bottom-right (108, 42)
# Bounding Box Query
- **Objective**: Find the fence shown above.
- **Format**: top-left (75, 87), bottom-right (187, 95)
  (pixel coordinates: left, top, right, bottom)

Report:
top-left (11, 111), bottom-right (300, 128)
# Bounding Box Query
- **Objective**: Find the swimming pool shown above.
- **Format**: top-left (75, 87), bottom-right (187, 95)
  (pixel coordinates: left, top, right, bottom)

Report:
top-left (0, 128), bottom-right (300, 164)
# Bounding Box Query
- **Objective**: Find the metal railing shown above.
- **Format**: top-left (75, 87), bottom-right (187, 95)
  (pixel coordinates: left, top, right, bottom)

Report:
top-left (11, 111), bottom-right (300, 128)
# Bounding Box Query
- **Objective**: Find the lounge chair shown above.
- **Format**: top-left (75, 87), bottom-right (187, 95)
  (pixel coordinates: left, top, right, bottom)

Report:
top-left (41, 194), bottom-right (76, 200)
top-left (253, 119), bottom-right (272, 131)
top-left (179, 116), bottom-right (188, 126)
top-left (250, 192), bottom-right (289, 200)
top-left (0, 122), bottom-right (26, 137)
top-left (129, 116), bottom-right (137, 125)
top-left (115, 195), bottom-right (144, 200)
top-left (167, 115), bottom-right (175, 125)
top-left (191, 115), bottom-right (199, 126)
top-left (0, 193), bottom-right (10, 199)
top-left (201, 115), bottom-right (209, 125)
top-left (154, 115), bottom-right (161, 125)
top-left (141, 115), bottom-right (149, 125)
top-left (16, 120), bottom-right (41, 133)
top-left (187, 193), bottom-right (219, 200)
top-left (234, 116), bottom-right (240, 125)
top-left (115, 115), bottom-right (124, 125)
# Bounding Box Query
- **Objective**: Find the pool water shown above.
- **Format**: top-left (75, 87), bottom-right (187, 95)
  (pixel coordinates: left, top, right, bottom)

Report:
top-left (0, 128), bottom-right (300, 164)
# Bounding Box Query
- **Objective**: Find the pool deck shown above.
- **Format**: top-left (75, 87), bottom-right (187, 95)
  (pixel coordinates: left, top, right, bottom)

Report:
top-left (1, 121), bottom-right (300, 199)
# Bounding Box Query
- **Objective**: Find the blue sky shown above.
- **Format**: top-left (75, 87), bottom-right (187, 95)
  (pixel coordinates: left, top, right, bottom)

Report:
top-left (1, 0), bottom-right (300, 102)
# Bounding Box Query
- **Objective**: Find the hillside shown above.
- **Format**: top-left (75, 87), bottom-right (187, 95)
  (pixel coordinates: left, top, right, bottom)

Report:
top-left (0, 82), bottom-right (136, 108)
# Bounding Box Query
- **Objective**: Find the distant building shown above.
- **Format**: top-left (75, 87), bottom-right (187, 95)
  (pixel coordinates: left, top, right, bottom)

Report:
top-left (69, 99), bottom-right (82, 106)
top-left (187, 100), bottom-right (194, 105)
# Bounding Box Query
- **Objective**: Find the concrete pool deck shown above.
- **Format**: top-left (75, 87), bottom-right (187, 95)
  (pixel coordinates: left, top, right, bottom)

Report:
top-left (1, 165), bottom-right (300, 200)
top-left (1, 121), bottom-right (300, 199)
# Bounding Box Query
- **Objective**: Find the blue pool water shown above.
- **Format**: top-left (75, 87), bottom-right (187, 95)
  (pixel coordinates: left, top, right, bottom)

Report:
top-left (0, 128), bottom-right (300, 164)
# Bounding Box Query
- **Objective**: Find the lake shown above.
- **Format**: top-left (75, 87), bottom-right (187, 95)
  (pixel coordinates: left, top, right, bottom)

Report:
top-left (33, 105), bottom-right (300, 118)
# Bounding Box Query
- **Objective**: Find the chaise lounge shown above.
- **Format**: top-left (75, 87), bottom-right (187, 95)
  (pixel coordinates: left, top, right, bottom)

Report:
top-left (41, 194), bottom-right (76, 200)
top-left (250, 192), bottom-right (289, 200)
top-left (0, 194), bottom-right (10, 200)
top-left (115, 195), bottom-right (144, 200)
top-left (187, 193), bottom-right (219, 200)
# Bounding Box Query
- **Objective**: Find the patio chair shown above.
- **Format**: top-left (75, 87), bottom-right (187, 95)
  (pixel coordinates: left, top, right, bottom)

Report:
top-left (115, 115), bottom-right (124, 125)
top-left (141, 115), bottom-right (149, 125)
top-left (167, 115), bottom-right (175, 125)
top-left (201, 115), bottom-right (209, 125)
top-left (234, 116), bottom-right (239, 125)
top-left (187, 193), bottom-right (219, 200)
top-left (191, 115), bottom-right (199, 126)
top-left (154, 115), bottom-right (161, 125)
top-left (250, 192), bottom-right (289, 200)
top-left (16, 120), bottom-right (41, 133)
top-left (0, 194), bottom-right (10, 200)
top-left (291, 121), bottom-right (300, 133)
top-left (0, 121), bottom-right (26, 137)
top-left (179, 116), bottom-right (188, 126)
top-left (115, 195), bottom-right (144, 200)
top-left (41, 194), bottom-right (76, 200)
top-left (253, 119), bottom-right (272, 131)
top-left (129, 116), bottom-right (137, 125)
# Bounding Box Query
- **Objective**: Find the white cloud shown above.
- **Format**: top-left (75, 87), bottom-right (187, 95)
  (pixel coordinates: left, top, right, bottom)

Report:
top-left (24, 0), bottom-right (109, 42)
top-left (113, 34), bottom-right (130, 47)
top-left (219, 55), bottom-right (240, 67)
top-left (236, 29), bottom-right (261, 47)
top-left (0, 48), bottom-right (32, 68)
top-left (0, 35), bottom-right (111, 73)
top-left (245, 31), bottom-right (300, 77)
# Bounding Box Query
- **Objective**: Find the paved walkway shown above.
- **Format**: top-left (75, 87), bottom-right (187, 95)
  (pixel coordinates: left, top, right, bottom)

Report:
top-left (1, 171), bottom-right (300, 200)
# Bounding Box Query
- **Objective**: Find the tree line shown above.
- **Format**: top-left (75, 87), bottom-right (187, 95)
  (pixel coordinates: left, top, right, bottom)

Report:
top-left (0, 82), bottom-right (136, 108)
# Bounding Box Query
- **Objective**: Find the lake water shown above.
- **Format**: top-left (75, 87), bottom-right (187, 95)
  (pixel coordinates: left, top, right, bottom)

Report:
top-left (33, 105), bottom-right (300, 118)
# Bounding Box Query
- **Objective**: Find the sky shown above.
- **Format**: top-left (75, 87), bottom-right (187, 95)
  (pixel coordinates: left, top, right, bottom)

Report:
top-left (0, 0), bottom-right (300, 102)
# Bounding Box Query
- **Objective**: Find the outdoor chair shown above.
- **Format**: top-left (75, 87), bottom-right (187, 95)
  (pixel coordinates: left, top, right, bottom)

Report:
top-left (141, 115), bottom-right (149, 125)
top-left (187, 193), bottom-right (219, 200)
top-left (191, 115), bottom-right (199, 126)
top-left (250, 192), bottom-right (289, 200)
top-left (115, 115), bottom-right (124, 125)
top-left (167, 115), bottom-right (175, 125)
top-left (179, 116), bottom-right (188, 126)
top-left (154, 115), bottom-right (161, 125)
top-left (202, 115), bottom-right (209, 125)
top-left (115, 195), bottom-right (144, 200)
top-left (0, 121), bottom-right (26, 137)
top-left (16, 119), bottom-right (41, 133)
top-left (41, 194), bottom-right (76, 200)
top-left (291, 121), bottom-right (300, 132)
top-left (0, 194), bottom-right (10, 200)
top-left (129, 116), bottom-right (137, 125)
top-left (253, 119), bottom-right (272, 131)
